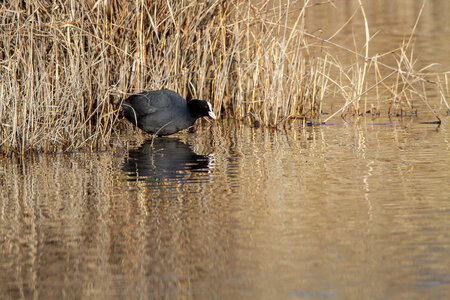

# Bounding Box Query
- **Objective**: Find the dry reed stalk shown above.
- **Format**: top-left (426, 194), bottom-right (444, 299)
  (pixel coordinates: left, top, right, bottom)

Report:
top-left (311, 2), bottom-right (449, 123)
top-left (0, 0), bottom-right (448, 155)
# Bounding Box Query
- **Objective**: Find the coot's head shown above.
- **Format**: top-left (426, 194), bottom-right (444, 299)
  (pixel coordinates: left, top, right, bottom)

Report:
top-left (188, 100), bottom-right (217, 120)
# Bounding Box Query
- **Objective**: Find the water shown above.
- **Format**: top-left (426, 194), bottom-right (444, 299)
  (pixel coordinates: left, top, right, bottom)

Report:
top-left (303, 0), bottom-right (450, 72)
top-left (1, 0), bottom-right (450, 299)
top-left (1, 119), bottom-right (449, 299)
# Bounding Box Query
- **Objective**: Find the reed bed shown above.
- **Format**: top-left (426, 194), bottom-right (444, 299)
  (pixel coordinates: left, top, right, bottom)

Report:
top-left (0, 0), bottom-right (448, 155)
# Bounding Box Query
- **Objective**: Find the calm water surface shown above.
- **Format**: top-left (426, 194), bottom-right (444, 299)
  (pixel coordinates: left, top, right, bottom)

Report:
top-left (304, 0), bottom-right (450, 72)
top-left (1, 118), bottom-right (449, 299)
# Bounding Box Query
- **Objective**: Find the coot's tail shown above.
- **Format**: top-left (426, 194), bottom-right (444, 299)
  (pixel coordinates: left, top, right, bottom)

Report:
top-left (121, 100), bottom-right (138, 126)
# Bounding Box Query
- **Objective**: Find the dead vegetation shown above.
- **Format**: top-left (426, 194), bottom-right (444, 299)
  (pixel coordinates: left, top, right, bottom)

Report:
top-left (0, 0), bottom-right (448, 155)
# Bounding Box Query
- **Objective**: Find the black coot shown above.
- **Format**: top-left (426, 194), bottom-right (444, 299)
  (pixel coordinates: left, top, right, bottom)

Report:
top-left (122, 89), bottom-right (216, 136)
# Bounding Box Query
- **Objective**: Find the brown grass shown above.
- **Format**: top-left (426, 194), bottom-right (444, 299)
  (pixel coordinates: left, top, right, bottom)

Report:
top-left (0, 0), bottom-right (448, 155)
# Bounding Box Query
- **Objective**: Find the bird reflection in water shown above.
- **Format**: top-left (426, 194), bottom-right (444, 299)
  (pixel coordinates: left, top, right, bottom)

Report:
top-left (122, 138), bottom-right (213, 183)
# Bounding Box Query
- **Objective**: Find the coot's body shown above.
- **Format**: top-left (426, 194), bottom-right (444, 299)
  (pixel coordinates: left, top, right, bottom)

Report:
top-left (122, 89), bottom-right (216, 136)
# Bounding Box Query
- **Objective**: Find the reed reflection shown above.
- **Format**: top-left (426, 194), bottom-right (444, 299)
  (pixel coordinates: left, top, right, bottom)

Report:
top-left (122, 138), bottom-right (212, 183)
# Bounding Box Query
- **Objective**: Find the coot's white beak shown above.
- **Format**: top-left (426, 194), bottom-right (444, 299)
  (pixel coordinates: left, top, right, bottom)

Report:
top-left (208, 111), bottom-right (217, 120)
top-left (207, 102), bottom-right (217, 120)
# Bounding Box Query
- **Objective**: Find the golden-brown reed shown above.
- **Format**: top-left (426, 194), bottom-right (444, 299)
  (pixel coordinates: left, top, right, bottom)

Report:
top-left (0, 0), bottom-right (448, 155)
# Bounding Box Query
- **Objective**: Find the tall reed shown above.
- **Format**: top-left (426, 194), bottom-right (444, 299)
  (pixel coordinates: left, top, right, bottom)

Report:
top-left (0, 1), bottom-right (447, 155)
